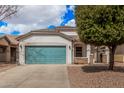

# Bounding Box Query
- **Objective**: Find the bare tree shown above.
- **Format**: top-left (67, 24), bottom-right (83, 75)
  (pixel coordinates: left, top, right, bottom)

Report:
top-left (0, 5), bottom-right (19, 21)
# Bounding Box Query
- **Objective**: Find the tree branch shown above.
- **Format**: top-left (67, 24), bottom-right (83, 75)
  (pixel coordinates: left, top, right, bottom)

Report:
top-left (0, 5), bottom-right (19, 21)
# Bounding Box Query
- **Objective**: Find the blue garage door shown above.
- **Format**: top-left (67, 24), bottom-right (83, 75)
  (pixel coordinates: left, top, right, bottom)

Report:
top-left (25, 46), bottom-right (66, 64)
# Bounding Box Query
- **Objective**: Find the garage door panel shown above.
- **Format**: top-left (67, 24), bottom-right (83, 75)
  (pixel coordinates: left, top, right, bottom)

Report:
top-left (25, 46), bottom-right (66, 64)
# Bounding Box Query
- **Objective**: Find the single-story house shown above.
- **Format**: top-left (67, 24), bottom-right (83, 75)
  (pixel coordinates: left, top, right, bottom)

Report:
top-left (0, 35), bottom-right (18, 64)
top-left (0, 26), bottom-right (123, 64)
top-left (16, 26), bottom-right (110, 64)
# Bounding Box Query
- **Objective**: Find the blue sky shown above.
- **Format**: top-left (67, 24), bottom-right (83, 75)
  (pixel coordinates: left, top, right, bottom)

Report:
top-left (0, 5), bottom-right (75, 35)
top-left (61, 5), bottom-right (75, 26)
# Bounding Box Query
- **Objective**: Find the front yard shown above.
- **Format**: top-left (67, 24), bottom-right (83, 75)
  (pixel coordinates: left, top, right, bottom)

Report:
top-left (68, 63), bottom-right (124, 88)
top-left (0, 63), bottom-right (124, 88)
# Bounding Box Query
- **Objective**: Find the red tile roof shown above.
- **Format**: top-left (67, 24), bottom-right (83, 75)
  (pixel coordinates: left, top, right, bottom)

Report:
top-left (0, 35), bottom-right (19, 46)
top-left (5, 35), bottom-right (19, 46)
top-left (0, 39), bottom-right (8, 46)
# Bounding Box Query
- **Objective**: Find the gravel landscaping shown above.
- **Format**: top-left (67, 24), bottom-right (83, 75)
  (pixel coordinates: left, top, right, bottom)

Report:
top-left (68, 63), bottom-right (124, 88)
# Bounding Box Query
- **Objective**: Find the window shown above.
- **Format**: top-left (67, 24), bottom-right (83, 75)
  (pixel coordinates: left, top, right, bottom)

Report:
top-left (0, 47), bottom-right (5, 53)
top-left (76, 47), bottom-right (82, 57)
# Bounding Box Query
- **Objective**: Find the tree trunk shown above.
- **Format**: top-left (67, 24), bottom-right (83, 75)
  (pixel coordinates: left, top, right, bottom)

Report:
top-left (108, 45), bottom-right (117, 70)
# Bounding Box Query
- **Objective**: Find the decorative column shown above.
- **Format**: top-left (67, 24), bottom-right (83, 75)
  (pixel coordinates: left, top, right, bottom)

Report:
top-left (19, 42), bottom-right (25, 65)
top-left (72, 42), bottom-right (75, 64)
top-left (105, 47), bottom-right (109, 64)
top-left (87, 44), bottom-right (91, 63)
top-left (16, 46), bottom-right (19, 64)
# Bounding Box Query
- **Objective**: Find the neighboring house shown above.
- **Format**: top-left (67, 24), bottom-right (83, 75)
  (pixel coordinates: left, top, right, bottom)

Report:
top-left (16, 26), bottom-right (110, 64)
top-left (114, 44), bottom-right (124, 62)
top-left (0, 35), bottom-right (18, 64)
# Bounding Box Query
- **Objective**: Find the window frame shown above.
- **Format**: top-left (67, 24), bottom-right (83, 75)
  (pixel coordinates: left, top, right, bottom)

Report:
top-left (75, 46), bottom-right (83, 57)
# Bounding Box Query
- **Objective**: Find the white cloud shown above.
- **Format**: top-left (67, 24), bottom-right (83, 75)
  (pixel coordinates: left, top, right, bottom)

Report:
top-left (68, 5), bottom-right (75, 11)
top-left (65, 19), bottom-right (76, 27)
top-left (7, 5), bottom-right (66, 25)
top-left (2, 5), bottom-right (67, 35)
top-left (0, 23), bottom-right (43, 35)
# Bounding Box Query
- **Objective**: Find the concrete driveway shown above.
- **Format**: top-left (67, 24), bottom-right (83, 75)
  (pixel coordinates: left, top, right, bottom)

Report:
top-left (0, 65), bottom-right (70, 88)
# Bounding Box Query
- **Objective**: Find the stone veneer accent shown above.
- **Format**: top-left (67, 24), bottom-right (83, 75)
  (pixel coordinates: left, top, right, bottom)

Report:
top-left (74, 57), bottom-right (88, 64)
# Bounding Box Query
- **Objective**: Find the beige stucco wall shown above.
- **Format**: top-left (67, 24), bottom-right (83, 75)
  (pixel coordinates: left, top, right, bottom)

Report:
top-left (0, 48), bottom-right (11, 63)
top-left (115, 44), bottom-right (124, 54)
top-left (0, 38), bottom-right (11, 63)
top-left (0, 46), bottom-right (11, 63)
top-left (0, 51), bottom-right (6, 62)
top-left (114, 44), bottom-right (124, 62)
top-left (61, 32), bottom-right (78, 36)
top-left (114, 55), bottom-right (124, 62)
top-left (19, 35), bottom-right (72, 64)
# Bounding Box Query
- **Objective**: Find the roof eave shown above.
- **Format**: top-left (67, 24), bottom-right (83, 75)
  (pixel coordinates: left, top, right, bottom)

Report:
top-left (16, 31), bottom-right (73, 41)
